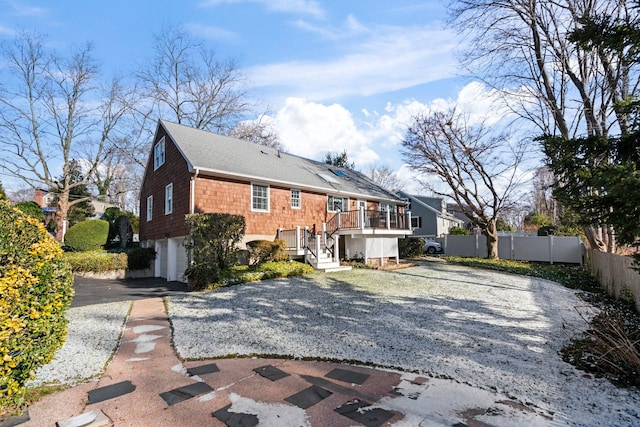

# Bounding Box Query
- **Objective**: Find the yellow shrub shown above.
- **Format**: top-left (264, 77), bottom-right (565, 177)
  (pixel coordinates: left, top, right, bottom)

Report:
top-left (0, 201), bottom-right (73, 409)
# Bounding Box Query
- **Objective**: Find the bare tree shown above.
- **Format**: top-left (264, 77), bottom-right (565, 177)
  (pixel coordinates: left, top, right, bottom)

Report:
top-left (450, 0), bottom-right (639, 251)
top-left (228, 114), bottom-right (285, 151)
top-left (137, 23), bottom-right (249, 134)
top-left (532, 166), bottom-right (558, 223)
top-left (450, 0), bottom-right (639, 139)
top-left (0, 31), bottom-right (131, 240)
top-left (402, 108), bottom-right (527, 258)
top-left (365, 163), bottom-right (405, 192)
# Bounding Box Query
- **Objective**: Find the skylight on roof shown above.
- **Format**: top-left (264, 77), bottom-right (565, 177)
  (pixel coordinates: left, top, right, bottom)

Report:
top-left (331, 169), bottom-right (348, 177)
top-left (317, 172), bottom-right (339, 184)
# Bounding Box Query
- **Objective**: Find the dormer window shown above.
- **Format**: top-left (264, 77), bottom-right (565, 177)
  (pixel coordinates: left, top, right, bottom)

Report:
top-left (154, 137), bottom-right (165, 170)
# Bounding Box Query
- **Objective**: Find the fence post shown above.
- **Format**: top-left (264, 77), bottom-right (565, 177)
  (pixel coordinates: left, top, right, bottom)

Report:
top-left (510, 234), bottom-right (514, 260)
top-left (475, 234), bottom-right (479, 258)
top-left (549, 235), bottom-right (554, 265)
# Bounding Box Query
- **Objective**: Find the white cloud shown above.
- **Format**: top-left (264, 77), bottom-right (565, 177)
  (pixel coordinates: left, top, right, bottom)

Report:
top-left (7, 0), bottom-right (48, 17)
top-left (200, 0), bottom-right (324, 18)
top-left (247, 25), bottom-right (458, 100)
top-left (273, 97), bottom-right (379, 165)
top-left (293, 14), bottom-right (366, 40)
top-left (185, 23), bottom-right (237, 42)
top-left (251, 82), bottom-right (508, 191)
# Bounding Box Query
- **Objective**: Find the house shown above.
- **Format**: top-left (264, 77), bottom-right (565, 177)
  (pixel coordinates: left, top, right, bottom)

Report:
top-left (90, 199), bottom-right (120, 219)
top-left (396, 191), bottom-right (465, 238)
top-left (139, 120), bottom-right (412, 282)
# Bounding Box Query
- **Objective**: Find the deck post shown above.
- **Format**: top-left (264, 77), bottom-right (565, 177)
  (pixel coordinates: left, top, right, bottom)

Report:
top-left (322, 222), bottom-right (327, 246)
top-left (386, 210), bottom-right (391, 230)
top-left (359, 206), bottom-right (365, 230)
top-left (333, 236), bottom-right (340, 263)
top-left (295, 226), bottom-right (301, 251)
top-left (315, 235), bottom-right (321, 260)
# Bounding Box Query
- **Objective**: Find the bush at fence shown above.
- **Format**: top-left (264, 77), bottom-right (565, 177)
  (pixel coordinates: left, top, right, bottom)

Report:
top-left (399, 237), bottom-right (425, 258)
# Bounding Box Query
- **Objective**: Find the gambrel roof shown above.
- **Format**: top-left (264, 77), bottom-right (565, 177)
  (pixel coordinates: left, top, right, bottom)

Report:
top-left (159, 120), bottom-right (403, 203)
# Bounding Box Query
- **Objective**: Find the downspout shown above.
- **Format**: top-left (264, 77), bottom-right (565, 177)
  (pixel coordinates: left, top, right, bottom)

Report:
top-left (190, 168), bottom-right (200, 214)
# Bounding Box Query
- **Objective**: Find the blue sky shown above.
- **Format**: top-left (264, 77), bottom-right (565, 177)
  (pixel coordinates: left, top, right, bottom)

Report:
top-left (1, 0), bottom-right (501, 192)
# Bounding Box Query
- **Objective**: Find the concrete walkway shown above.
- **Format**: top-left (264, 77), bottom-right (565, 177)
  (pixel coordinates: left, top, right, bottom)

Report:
top-left (17, 298), bottom-right (542, 426)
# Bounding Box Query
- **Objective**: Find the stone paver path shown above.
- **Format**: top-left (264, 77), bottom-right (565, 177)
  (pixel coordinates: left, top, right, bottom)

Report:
top-left (19, 297), bottom-right (544, 426)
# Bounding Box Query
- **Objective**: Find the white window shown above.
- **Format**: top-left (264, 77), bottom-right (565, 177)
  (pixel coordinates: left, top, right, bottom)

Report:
top-left (146, 195), bottom-right (153, 221)
top-left (411, 216), bottom-right (422, 229)
top-left (252, 183), bottom-right (269, 212)
top-left (380, 203), bottom-right (388, 213)
top-left (154, 137), bottom-right (165, 170)
top-left (327, 195), bottom-right (348, 212)
top-left (165, 183), bottom-right (173, 214)
top-left (290, 189), bottom-right (301, 209)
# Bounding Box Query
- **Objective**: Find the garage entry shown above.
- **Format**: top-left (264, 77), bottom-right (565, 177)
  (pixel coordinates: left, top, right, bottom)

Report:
top-left (153, 237), bottom-right (189, 283)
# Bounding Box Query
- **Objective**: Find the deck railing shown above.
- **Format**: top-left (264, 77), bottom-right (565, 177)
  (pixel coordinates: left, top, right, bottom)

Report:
top-left (327, 208), bottom-right (410, 231)
top-left (278, 208), bottom-right (411, 252)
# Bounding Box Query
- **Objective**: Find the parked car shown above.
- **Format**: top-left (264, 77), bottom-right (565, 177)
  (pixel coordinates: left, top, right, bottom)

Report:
top-left (424, 240), bottom-right (443, 254)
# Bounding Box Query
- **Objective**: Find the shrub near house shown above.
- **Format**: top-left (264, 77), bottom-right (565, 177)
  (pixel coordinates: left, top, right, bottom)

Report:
top-left (0, 201), bottom-right (73, 409)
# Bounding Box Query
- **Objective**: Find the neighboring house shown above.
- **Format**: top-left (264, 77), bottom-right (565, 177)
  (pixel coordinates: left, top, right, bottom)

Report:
top-left (397, 191), bottom-right (465, 238)
top-left (446, 203), bottom-right (471, 230)
top-left (90, 199), bottom-right (120, 219)
top-left (34, 189), bottom-right (58, 226)
top-left (139, 120), bottom-right (412, 282)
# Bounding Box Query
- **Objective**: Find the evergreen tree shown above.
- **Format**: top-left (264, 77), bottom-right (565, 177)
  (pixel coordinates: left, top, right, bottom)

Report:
top-left (542, 10), bottom-right (640, 258)
top-left (324, 150), bottom-right (355, 170)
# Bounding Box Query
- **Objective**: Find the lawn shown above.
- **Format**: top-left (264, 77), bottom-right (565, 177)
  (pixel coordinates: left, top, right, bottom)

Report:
top-left (168, 263), bottom-right (640, 426)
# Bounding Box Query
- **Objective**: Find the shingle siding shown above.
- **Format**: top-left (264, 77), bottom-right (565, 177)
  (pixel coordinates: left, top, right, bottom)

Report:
top-left (139, 126), bottom-right (191, 240)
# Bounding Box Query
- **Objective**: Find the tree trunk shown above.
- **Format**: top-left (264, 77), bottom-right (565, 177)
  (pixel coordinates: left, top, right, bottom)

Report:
top-left (55, 191), bottom-right (70, 243)
top-left (584, 225), bottom-right (607, 251)
top-left (484, 219), bottom-right (499, 259)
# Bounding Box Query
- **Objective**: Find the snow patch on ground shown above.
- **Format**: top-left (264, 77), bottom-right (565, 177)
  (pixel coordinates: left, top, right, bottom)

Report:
top-left (168, 264), bottom-right (640, 426)
top-left (28, 301), bottom-right (131, 387)
top-left (382, 373), bottom-right (553, 426)
top-left (227, 393), bottom-right (310, 427)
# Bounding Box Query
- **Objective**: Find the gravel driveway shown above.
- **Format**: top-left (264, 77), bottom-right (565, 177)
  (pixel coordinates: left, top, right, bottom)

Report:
top-left (168, 263), bottom-right (640, 426)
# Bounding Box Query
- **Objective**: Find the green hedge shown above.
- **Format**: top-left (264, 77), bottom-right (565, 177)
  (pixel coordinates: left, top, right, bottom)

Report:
top-left (64, 248), bottom-right (156, 272)
top-left (64, 220), bottom-right (109, 252)
top-left (0, 201), bottom-right (73, 408)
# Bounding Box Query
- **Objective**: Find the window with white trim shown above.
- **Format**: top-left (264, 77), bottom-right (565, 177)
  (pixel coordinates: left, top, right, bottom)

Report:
top-left (165, 183), bottom-right (173, 214)
top-left (252, 183), bottom-right (269, 212)
top-left (411, 216), bottom-right (422, 229)
top-left (154, 137), bottom-right (165, 170)
top-left (327, 195), bottom-right (348, 212)
top-left (290, 189), bottom-right (301, 209)
top-left (146, 195), bottom-right (153, 221)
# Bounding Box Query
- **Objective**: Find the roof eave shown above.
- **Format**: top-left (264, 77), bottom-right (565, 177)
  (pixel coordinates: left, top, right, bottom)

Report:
top-left (190, 167), bottom-right (403, 204)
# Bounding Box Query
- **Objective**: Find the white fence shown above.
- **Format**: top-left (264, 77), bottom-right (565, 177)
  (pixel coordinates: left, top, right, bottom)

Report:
top-left (586, 249), bottom-right (640, 312)
top-left (436, 234), bottom-right (584, 265)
